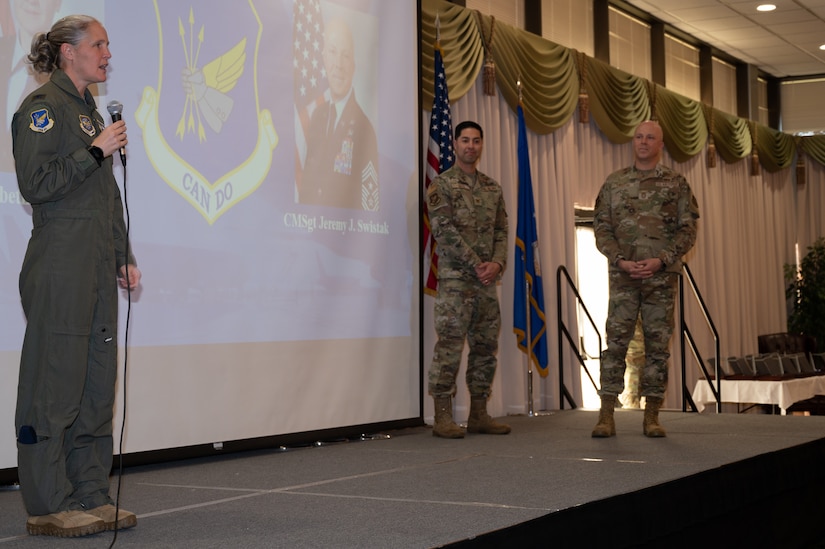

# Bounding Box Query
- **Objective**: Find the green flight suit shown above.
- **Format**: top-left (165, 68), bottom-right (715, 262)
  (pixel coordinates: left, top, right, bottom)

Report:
top-left (12, 69), bottom-right (133, 516)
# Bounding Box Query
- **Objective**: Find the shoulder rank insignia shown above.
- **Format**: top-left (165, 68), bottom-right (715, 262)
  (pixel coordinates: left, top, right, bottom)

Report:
top-left (79, 115), bottom-right (96, 137)
top-left (29, 108), bottom-right (54, 133)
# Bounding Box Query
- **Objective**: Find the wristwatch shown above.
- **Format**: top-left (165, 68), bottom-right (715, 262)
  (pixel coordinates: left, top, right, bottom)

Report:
top-left (88, 146), bottom-right (104, 166)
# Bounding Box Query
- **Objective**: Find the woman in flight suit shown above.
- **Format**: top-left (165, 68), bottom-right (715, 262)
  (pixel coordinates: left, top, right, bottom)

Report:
top-left (12, 14), bottom-right (141, 538)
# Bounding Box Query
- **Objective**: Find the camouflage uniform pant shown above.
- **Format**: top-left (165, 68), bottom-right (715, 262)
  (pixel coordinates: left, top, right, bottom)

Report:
top-left (620, 315), bottom-right (644, 406)
top-left (599, 271), bottom-right (677, 400)
top-left (429, 279), bottom-right (500, 398)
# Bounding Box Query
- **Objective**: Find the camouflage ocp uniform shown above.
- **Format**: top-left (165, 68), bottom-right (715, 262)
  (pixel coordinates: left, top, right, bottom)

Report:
top-left (620, 315), bottom-right (644, 408)
top-left (594, 164), bottom-right (699, 399)
top-left (427, 164), bottom-right (508, 398)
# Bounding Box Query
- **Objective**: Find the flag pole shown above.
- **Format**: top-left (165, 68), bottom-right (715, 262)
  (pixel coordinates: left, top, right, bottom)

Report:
top-left (525, 277), bottom-right (536, 416)
top-left (517, 78), bottom-right (551, 418)
top-left (525, 276), bottom-right (550, 416)
top-left (521, 78), bottom-right (536, 417)
top-left (519, 78), bottom-right (535, 417)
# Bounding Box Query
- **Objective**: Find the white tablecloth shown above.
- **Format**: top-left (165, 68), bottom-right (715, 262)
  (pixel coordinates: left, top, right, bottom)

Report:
top-left (692, 376), bottom-right (825, 414)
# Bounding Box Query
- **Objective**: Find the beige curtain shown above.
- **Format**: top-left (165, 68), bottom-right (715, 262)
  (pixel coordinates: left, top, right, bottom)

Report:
top-left (797, 159), bottom-right (825, 254)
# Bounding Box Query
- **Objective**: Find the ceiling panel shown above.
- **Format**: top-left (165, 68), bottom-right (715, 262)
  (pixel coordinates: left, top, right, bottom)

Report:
top-left (669, 6), bottom-right (742, 19)
top-left (623, 0), bottom-right (825, 77)
top-left (749, 10), bottom-right (816, 25)
top-left (679, 16), bottom-right (755, 31)
top-left (771, 21), bottom-right (825, 34)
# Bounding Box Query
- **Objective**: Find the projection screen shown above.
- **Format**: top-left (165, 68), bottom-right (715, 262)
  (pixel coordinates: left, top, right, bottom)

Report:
top-left (0, 0), bottom-right (421, 471)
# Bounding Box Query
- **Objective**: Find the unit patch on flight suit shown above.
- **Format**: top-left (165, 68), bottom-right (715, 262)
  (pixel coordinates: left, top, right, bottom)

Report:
top-left (29, 108), bottom-right (54, 133)
top-left (79, 115), bottom-right (97, 137)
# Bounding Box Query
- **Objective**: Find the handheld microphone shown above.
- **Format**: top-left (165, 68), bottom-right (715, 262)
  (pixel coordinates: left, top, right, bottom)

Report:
top-left (106, 100), bottom-right (126, 166)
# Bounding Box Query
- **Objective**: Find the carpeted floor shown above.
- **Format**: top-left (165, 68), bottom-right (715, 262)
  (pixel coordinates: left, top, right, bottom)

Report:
top-left (2, 409), bottom-right (825, 548)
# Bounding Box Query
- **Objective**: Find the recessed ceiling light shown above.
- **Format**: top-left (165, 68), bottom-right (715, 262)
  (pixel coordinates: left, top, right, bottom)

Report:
top-left (756, 4), bottom-right (776, 11)
top-left (820, 44), bottom-right (825, 50)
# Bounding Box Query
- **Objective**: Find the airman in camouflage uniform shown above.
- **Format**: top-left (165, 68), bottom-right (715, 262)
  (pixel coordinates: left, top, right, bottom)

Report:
top-left (427, 121), bottom-right (510, 438)
top-left (592, 120), bottom-right (699, 438)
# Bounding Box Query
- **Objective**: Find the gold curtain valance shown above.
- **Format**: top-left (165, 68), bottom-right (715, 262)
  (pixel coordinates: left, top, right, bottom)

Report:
top-left (420, 0), bottom-right (808, 171)
top-left (584, 57), bottom-right (649, 143)
top-left (800, 134), bottom-right (825, 165)
top-left (420, 0), bottom-right (482, 108)
top-left (654, 85), bottom-right (708, 162)
top-left (481, 12), bottom-right (579, 133)
top-left (755, 125), bottom-right (797, 172)
top-left (708, 107), bottom-right (751, 164)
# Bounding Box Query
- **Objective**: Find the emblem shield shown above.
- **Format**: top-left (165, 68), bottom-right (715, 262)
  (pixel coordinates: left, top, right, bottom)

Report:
top-left (136, 1), bottom-right (278, 224)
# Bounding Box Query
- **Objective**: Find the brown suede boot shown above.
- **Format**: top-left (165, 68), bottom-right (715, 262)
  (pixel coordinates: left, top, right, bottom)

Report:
top-left (592, 394), bottom-right (617, 437)
top-left (643, 397), bottom-right (667, 437)
top-left (467, 396), bottom-right (511, 434)
top-left (432, 396), bottom-right (464, 438)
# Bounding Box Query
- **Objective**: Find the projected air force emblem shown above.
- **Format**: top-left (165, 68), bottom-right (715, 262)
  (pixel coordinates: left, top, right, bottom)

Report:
top-left (136, 2), bottom-right (278, 224)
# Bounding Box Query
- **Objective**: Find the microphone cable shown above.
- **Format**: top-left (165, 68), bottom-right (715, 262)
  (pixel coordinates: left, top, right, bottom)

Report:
top-left (108, 152), bottom-right (131, 549)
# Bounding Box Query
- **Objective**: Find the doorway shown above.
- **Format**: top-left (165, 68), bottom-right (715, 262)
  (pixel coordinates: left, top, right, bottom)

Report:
top-left (574, 216), bottom-right (607, 409)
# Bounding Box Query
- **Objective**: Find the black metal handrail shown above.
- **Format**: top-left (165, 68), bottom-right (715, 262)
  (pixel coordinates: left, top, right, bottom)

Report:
top-left (680, 263), bottom-right (722, 413)
top-left (556, 265), bottom-right (601, 410)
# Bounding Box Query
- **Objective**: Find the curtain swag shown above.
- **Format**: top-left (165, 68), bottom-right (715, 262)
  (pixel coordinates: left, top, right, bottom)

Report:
top-left (421, 0), bottom-right (819, 172)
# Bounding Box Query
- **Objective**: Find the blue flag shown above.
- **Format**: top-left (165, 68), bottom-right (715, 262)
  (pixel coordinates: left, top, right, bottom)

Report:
top-left (513, 105), bottom-right (549, 376)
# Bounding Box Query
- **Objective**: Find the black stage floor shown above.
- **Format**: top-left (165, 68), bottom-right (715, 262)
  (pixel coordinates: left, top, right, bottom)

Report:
top-left (2, 409), bottom-right (825, 548)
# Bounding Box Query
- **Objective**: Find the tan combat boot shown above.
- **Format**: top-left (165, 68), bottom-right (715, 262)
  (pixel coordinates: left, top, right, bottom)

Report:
top-left (591, 394), bottom-right (617, 437)
top-left (643, 396), bottom-right (667, 437)
top-left (467, 396), bottom-right (511, 434)
top-left (85, 504), bottom-right (138, 531)
top-left (26, 510), bottom-right (105, 537)
top-left (432, 396), bottom-right (464, 438)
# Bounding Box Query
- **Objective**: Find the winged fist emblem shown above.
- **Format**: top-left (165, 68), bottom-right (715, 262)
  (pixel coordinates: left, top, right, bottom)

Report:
top-left (178, 8), bottom-right (247, 141)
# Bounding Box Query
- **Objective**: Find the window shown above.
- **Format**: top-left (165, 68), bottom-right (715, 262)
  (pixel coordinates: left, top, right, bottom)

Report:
top-left (466, 0), bottom-right (525, 29)
top-left (665, 35), bottom-right (700, 102)
top-left (781, 79), bottom-right (825, 135)
top-left (756, 77), bottom-right (769, 126)
top-left (540, 0), bottom-right (593, 56)
top-left (712, 57), bottom-right (737, 116)
top-left (608, 7), bottom-right (651, 80)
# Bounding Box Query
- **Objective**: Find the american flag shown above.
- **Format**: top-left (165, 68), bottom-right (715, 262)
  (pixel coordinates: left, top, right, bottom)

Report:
top-left (423, 43), bottom-right (454, 295)
top-left (293, 0), bottom-right (327, 197)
